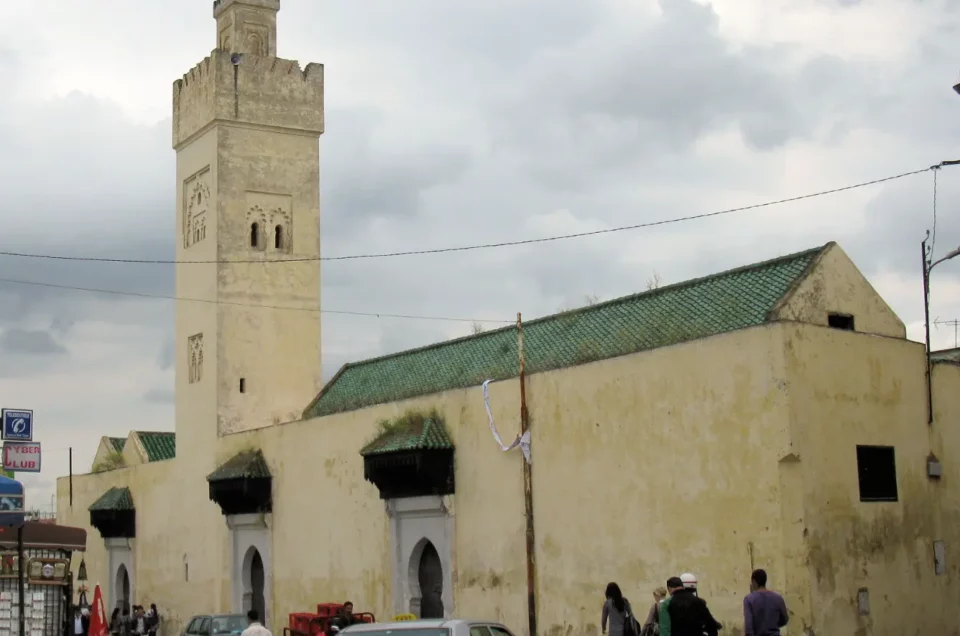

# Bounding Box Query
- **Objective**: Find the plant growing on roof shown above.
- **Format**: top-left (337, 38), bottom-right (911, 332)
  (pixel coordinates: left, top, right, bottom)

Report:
top-left (92, 450), bottom-right (125, 473)
top-left (363, 407), bottom-right (446, 451)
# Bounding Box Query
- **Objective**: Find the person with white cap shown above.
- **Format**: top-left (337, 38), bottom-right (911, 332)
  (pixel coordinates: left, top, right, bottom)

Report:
top-left (659, 573), bottom-right (721, 636)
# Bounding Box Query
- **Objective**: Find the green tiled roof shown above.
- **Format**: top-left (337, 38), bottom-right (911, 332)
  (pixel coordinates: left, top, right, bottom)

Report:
top-left (207, 449), bottom-right (271, 482)
top-left (108, 437), bottom-right (126, 453)
top-left (931, 348), bottom-right (960, 363)
top-left (89, 487), bottom-right (134, 512)
top-left (305, 243), bottom-right (828, 418)
top-left (361, 413), bottom-right (454, 457)
top-left (136, 431), bottom-right (176, 462)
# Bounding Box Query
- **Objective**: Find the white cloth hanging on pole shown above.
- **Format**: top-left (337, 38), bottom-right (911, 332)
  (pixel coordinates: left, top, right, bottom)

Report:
top-left (482, 379), bottom-right (531, 463)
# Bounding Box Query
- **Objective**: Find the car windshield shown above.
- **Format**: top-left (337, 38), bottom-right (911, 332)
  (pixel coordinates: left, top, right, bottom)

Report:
top-left (354, 630), bottom-right (448, 636)
top-left (212, 616), bottom-right (247, 634)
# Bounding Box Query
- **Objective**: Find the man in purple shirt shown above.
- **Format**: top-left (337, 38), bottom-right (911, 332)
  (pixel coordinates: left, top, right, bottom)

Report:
top-left (743, 569), bottom-right (788, 636)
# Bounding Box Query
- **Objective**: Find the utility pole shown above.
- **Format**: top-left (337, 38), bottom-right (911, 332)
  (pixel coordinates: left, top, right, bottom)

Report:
top-left (921, 234), bottom-right (960, 425)
top-left (517, 313), bottom-right (537, 636)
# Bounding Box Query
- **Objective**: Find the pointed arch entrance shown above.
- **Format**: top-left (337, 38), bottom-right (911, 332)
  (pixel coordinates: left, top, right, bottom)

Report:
top-left (385, 497), bottom-right (454, 618)
top-left (243, 547), bottom-right (266, 624)
top-left (410, 540), bottom-right (444, 618)
top-left (114, 564), bottom-right (130, 613)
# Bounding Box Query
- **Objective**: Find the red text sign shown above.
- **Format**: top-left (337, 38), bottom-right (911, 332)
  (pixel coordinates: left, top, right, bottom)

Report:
top-left (2, 442), bottom-right (41, 473)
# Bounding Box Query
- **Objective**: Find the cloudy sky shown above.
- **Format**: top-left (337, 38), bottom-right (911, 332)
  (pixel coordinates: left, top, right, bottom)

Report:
top-left (2, 0), bottom-right (960, 510)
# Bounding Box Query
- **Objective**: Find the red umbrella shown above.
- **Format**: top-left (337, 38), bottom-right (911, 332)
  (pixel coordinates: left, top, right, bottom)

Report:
top-left (89, 585), bottom-right (108, 636)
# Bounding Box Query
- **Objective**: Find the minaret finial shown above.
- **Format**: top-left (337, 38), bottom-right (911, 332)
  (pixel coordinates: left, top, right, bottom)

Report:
top-left (213, 0), bottom-right (280, 57)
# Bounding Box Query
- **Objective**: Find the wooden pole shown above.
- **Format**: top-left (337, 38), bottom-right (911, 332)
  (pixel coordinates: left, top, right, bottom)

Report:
top-left (69, 448), bottom-right (73, 507)
top-left (517, 313), bottom-right (537, 636)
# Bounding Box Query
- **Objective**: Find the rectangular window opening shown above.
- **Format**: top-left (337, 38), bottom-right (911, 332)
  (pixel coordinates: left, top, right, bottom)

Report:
top-left (856, 445), bottom-right (898, 502)
top-left (828, 312), bottom-right (855, 331)
top-left (239, 378), bottom-right (246, 393)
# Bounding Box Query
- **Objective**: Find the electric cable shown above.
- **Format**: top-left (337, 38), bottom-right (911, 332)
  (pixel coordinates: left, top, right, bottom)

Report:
top-left (0, 277), bottom-right (512, 324)
top-left (0, 166), bottom-right (935, 265)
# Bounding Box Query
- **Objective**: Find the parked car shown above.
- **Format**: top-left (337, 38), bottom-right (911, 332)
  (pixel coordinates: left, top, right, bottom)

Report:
top-left (181, 614), bottom-right (249, 636)
top-left (340, 619), bottom-right (517, 636)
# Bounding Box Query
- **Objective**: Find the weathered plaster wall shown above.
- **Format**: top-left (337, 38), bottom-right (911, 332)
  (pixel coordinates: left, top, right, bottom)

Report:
top-left (58, 324), bottom-right (794, 635)
top-left (215, 124), bottom-right (322, 435)
top-left (526, 324), bottom-right (793, 636)
top-left (783, 324), bottom-right (957, 636)
top-left (57, 323), bottom-right (960, 636)
top-left (772, 243), bottom-right (906, 339)
top-left (55, 458), bottom-right (228, 635)
top-left (172, 52), bottom-right (323, 149)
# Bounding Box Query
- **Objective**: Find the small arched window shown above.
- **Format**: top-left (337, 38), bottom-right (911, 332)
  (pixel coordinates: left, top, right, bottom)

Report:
top-left (274, 225), bottom-right (283, 249)
top-left (250, 222), bottom-right (259, 247)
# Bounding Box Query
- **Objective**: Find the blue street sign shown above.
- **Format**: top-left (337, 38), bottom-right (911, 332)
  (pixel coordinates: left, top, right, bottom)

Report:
top-left (1, 410), bottom-right (33, 442)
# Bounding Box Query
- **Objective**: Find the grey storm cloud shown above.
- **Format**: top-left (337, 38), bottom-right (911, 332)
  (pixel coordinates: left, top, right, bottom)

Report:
top-left (143, 387), bottom-right (175, 405)
top-left (0, 328), bottom-right (67, 356)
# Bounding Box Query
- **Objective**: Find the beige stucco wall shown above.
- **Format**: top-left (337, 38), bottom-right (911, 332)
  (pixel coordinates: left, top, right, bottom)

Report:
top-left (215, 123), bottom-right (322, 436)
top-left (57, 321), bottom-right (960, 636)
top-left (55, 324), bottom-right (793, 635)
top-left (57, 243), bottom-right (960, 636)
top-left (782, 325), bottom-right (957, 635)
top-left (772, 243), bottom-right (906, 339)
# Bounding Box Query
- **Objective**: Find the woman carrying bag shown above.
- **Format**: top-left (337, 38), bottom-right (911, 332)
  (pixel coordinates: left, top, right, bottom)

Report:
top-left (602, 583), bottom-right (640, 636)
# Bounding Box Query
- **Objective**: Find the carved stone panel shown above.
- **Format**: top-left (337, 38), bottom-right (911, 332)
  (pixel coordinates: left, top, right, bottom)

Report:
top-left (188, 333), bottom-right (204, 384)
top-left (219, 22), bottom-right (233, 51)
top-left (183, 168), bottom-right (211, 249)
top-left (242, 23), bottom-right (269, 57)
top-left (245, 192), bottom-right (292, 253)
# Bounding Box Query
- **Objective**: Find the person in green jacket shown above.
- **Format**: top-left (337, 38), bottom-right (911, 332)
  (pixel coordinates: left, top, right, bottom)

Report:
top-left (658, 577), bottom-right (684, 636)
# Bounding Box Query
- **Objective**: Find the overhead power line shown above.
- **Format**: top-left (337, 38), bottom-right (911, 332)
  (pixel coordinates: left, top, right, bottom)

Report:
top-left (0, 277), bottom-right (511, 325)
top-left (0, 166), bottom-right (935, 266)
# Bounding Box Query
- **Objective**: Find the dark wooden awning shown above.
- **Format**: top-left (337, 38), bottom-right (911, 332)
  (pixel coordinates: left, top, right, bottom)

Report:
top-left (0, 522), bottom-right (86, 551)
top-left (89, 487), bottom-right (135, 539)
top-left (361, 412), bottom-right (455, 500)
top-left (207, 449), bottom-right (272, 516)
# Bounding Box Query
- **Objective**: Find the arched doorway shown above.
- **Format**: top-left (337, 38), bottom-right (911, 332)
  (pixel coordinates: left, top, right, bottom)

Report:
top-left (242, 547), bottom-right (266, 625)
top-left (411, 540), bottom-right (443, 618)
top-left (114, 564), bottom-right (130, 613)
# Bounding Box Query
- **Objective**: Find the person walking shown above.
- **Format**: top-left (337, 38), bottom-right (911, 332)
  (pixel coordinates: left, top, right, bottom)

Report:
top-left (74, 606), bottom-right (90, 636)
top-left (641, 587), bottom-right (666, 636)
top-left (145, 604), bottom-right (160, 636)
top-left (660, 575), bottom-right (719, 636)
top-left (241, 610), bottom-right (272, 636)
top-left (602, 583), bottom-right (638, 636)
top-left (109, 608), bottom-right (123, 636)
top-left (743, 569), bottom-right (788, 636)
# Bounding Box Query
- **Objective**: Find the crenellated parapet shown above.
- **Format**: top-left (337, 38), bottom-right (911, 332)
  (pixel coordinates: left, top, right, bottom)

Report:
top-left (172, 49), bottom-right (324, 149)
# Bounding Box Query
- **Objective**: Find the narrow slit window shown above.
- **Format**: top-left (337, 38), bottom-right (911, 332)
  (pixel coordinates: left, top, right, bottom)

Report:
top-left (274, 225), bottom-right (283, 249)
top-left (239, 378), bottom-right (246, 393)
top-left (250, 222), bottom-right (259, 247)
top-left (856, 445), bottom-right (898, 502)
top-left (828, 313), bottom-right (855, 331)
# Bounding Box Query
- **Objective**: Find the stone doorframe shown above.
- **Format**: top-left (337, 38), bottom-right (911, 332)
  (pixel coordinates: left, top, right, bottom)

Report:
top-left (385, 496), bottom-right (455, 618)
top-left (227, 514), bottom-right (273, 629)
top-left (105, 538), bottom-right (134, 611)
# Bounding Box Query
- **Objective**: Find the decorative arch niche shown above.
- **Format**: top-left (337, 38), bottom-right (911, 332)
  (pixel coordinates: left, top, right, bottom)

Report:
top-left (361, 412), bottom-right (456, 617)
